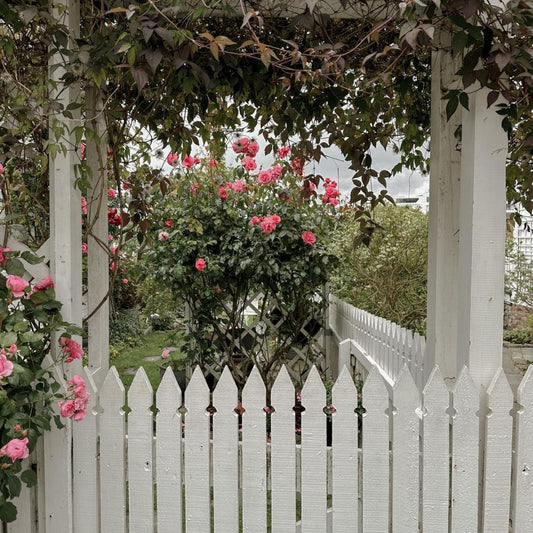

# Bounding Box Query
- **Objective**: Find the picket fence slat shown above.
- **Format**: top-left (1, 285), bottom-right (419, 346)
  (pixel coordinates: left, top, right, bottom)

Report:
top-left (331, 366), bottom-right (358, 533)
top-left (42, 354), bottom-right (72, 533)
top-left (72, 368), bottom-right (99, 533)
top-left (7, 459), bottom-right (35, 533)
top-left (362, 366), bottom-right (389, 533)
top-left (392, 366), bottom-right (420, 532)
top-left (301, 366), bottom-right (327, 533)
top-left (483, 367), bottom-right (513, 532)
top-left (156, 368), bottom-right (183, 533)
top-left (451, 367), bottom-right (479, 533)
top-left (127, 368), bottom-right (154, 533)
top-left (271, 365), bottom-right (296, 533)
top-left (514, 365), bottom-right (533, 531)
top-left (184, 367), bottom-right (210, 533)
top-left (213, 366), bottom-right (239, 533)
top-left (99, 367), bottom-right (126, 533)
top-left (242, 365), bottom-right (267, 533)
top-left (422, 366), bottom-right (450, 533)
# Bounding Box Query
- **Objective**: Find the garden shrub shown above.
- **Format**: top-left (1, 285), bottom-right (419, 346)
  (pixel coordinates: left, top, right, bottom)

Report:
top-left (146, 139), bottom-right (337, 388)
top-left (109, 309), bottom-right (143, 347)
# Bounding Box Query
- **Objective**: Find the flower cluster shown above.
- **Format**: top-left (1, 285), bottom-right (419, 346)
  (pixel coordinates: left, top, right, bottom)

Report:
top-left (251, 214), bottom-right (282, 234)
top-left (258, 165), bottom-right (282, 186)
top-left (322, 178), bottom-right (340, 206)
top-left (232, 136), bottom-right (259, 157)
top-left (58, 375), bottom-right (89, 422)
top-left (59, 337), bottom-right (84, 363)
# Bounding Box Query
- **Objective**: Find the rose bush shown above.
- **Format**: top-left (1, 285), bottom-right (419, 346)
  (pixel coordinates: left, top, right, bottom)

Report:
top-left (147, 138), bottom-right (338, 387)
top-left (0, 248), bottom-right (88, 522)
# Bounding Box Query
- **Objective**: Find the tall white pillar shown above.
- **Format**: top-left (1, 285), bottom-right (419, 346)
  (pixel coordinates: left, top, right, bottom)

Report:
top-left (86, 85), bottom-right (110, 386)
top-left (426, 39), bottom-right (462, 383)
top-left (457, 89), bottom-right (507, 389)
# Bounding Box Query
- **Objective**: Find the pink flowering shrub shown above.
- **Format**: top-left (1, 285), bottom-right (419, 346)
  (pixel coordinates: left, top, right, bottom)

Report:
top-left (147, 137), bottom-right (338, 387)
top-left (0, 248), bottom-right (88, 521)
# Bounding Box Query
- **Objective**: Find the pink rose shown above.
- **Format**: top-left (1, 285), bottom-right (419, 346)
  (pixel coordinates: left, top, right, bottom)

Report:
top-left (60, 337), bottom-right (84, 363)
top-left (81, 242), bottom-right (88, 255)
top-left (260, 217), bottom-right (277, 234)
top-left (301, 230), bottom-right (317, 245)
top-left (107, 188), bottom-right (116, 198)
top-left (278, 146), bottom-right (290, 158)
top-left (258, 170), bottom-right (273, 185)
top-left (81, 197), bottom-right (87, 215)
top-left (158, 231), bottom-right (169, 241)
top-left (73, 409), bottom-right (87, 422)
top-left (6, 275), bottom-right (29, 298)
top-left (161, 349), bottom-right (170, 359)
top-left (218, 186), bottom-right (228, 199)
top-left (207, 159), bottom-right (218, 168)
top-left (190, 183), bottom-right (200, 195)
top-left (271, 214), bottom-right (281, 224)
top-left (8, 344), bottom-right (17, 354)
top-left (0, 438), bottom-right (29, 462)
top-left (245, 140), bottom-right (259, 157)
top-left (241, 156), bottom-right (257, 171)
top-left (250, 216), bottom-right (260, 226)
top-left (195, 258), bottom-right (206, 271)
top-left (182, 154), bottom-right (198, 168)
top-left (108, 234), bottom-right (113, 241)
top-left (123, 278), bottom-right (128, 284)
top-left (59, 400), bottom-right (76, 419)
top-left (232, 137), bottom-right (249, 154)
top-left (34, 277), bottom-right (54, 291)
top-left (79, 143), bottom-right (86, 160)
top-left (166, 152), bottom-right (179, 167)
top-left (0, 351), bottom-right (13, 378)
top-left (270, 165), bottom-right (282, 179)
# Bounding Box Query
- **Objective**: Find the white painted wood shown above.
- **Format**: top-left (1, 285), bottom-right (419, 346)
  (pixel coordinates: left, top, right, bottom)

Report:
top-left (361, 366), bottom-right (389, 533)
top-left (127, 367), bottom-right (154, 532)
top-left (271, 365), bottom-right (296, 533)
top-left (338, 339), bottom-right (351, 375)
top-left (156, 367), bottom-right (183, 533)
top-left (392, 366), bottom-right (420, 532)
top-left (422, 365), bottom-right (450, 532)
top-left (514, 365), bottom-right (533, 531)
top-left (331, 366), bottom-right (358, 533)
top-left (213, 366), bottom-right (239, 533)
top-left (99, 367), bottom-right (126, 533)
top-left (72, 368), bottom-right (99, 533)
top-left (184, 366), bottom-right (210, 532)
top-left (451, 367), bottom-right (479, 533)
top-left (301, 366), bottom-right (327, 533)
top-left (41, 354), bottom-right (72, 533)
top-left (7, 459), bottom-right (35, 533)
top-left (86, 85), bottom-right (109, 387)
top-left (483, 367), bottom-right (513, 532)
top-left (241, 365), bottom-right (267, 533)
top-left (457, 87), bottom-right (507, 389)
top-left (426, 36), bottom-right (462, 383)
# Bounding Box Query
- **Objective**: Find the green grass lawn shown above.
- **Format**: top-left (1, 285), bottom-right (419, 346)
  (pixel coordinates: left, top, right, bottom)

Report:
top-left (111, 329), bottom-right (187, 389)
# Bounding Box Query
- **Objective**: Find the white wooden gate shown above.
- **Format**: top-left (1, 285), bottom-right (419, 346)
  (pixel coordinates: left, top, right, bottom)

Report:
top-left (7, 361), bottom-right (533, 532)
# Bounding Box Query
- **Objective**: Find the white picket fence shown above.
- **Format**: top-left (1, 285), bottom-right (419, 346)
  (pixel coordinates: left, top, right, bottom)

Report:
top-left (329, 296), bottom-right (426, 389)
top-left (7, 359), bottom-right (533, 532)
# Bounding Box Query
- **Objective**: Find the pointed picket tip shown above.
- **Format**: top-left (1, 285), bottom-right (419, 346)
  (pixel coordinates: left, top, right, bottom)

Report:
top-left (128, 367), bottom-right (153, 411)
top-left (332, 365), bottom-right (357, 397)
top-left (213, 366), bottom-right (237, 409)
top-left (362, 365), bottom-right (388, 396)
top-left (100, 366), bottom-right (125, 409)
top-left (486, 367), bottom-right (513, 408)
top-left (423, 365), bottom-right (448, 397)
top-left (158, 366), bottom-right (181, 396)
top-left (394, 365), bottom-right (418, 392)
top-left (242, 365), bottom-right (265, 392)
top-left (301, 365), bottom-right (325, 397)
top-left (517, 364), bottom-right (533, 406)
top-left (453, 366), bottom-right (479, 412)
top-left (186, 365), bottom-right (209, 394)
top-left (81, 366), bottom-right (98, 409)
top-left (272, 365), bottom-right (293, 396)
top-left (242, 365), bottom-right (266, 409)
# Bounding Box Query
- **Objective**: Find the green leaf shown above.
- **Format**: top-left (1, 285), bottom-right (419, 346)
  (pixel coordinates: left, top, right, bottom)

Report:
top-left (451, 31), bottom-right (468, 55)
top-left (459, 91), bottom-right (469, 111)
top-left (21, 468), bottom-right (37, 487)
top-left (7, 474), bottom-right (21, 498)
top-left (5, 258), bottom-right (25, 277)
top-left (446, 96), bottom-right (459, 120)
top-left (20, 251), bottom-right (44, 265)
top-left (0, 332), bottom-right (18, 347)
top-left (0, 501), bottom-right (17, 523)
